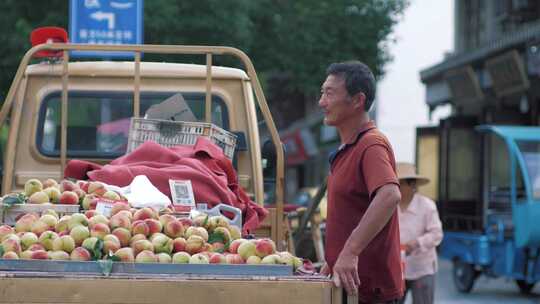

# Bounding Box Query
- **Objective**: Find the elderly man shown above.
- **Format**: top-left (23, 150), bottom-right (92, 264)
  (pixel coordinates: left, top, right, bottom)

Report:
top-left (319, 61), bottom-right (403, 304)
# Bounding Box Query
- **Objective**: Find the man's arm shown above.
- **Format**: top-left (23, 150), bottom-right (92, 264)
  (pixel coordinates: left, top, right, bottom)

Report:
top-left (342, 183), bottom-right (401, 256)
top-left (332, 183), bottom-right (401, 295)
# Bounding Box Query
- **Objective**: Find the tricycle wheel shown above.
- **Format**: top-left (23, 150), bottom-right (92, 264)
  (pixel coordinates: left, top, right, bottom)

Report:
top-left (452, 259), bottom-right (477, 293)
top-left (515, 280), bottom-right (535, 294)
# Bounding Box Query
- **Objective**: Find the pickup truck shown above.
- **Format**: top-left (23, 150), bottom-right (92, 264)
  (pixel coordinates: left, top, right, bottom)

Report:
top-left (0, 36), bottom-right (350, 303)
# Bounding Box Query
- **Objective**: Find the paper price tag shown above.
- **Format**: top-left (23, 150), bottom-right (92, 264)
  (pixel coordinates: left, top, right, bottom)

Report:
top-left (169, 179), bottom-right (195, 212)
top-left (95, 199), bottom-right (116, 217)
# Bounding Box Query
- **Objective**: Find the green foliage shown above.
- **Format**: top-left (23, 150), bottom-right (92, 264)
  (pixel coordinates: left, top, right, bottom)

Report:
top-left (0, 0), bottom-right (407, 126)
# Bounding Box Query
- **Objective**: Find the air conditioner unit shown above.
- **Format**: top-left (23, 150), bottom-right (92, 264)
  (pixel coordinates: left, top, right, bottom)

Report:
top-left (444, 66), bottom-right (484, 105)
top-left (486, 50), bottom-right (529, 97)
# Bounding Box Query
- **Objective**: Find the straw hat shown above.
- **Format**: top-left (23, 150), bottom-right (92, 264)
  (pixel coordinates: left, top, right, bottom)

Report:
top-left (396, 162), bottom-right (429, 186)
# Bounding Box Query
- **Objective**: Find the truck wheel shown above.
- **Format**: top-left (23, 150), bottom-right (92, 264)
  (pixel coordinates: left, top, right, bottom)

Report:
top-left (452, 260), bottom-right (477, 293)
top-left (515, 280), bottom-right (535, 294)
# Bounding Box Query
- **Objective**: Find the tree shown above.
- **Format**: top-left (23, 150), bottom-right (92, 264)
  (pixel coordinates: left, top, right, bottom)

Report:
top-left (0, 0), bottom-right (408, 128)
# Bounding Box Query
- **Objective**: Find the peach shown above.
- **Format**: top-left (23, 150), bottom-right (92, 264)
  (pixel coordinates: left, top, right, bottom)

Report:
top-left (213, 227), bottom-right (231, 244)
top-left (87, 181), bottom-right (106, 196)
top-left (156, 253), bottom-right (172, 263)
top-left (164, 220), bottom-right (184, 239)
top-left (27, 243), bottom-right (45, 252)
top-left (225, 253), bottom-right (244, 264)
top-left (68, 213), bottom-right (88, 230)
top-left (131, 239), bottom-right (154, 256)
top-left (30, 249), bottom-right (49, 260)
top-left (70, 225), bottom-right (90, 246)
top-left (19, 250), bottom-right (33, 259)
top-left (229, 225), bottom-right (242, 240)
top-left (38, 231), bottom-right (59, 250)
top-left (43, 187), bottom-right (61, 203)
top-left (159, 214), bottom-right (177, 228)
top-left (109, 214), bottom-right (131, 230)
top-left (135, 250), bottom-right (157, 263)
top-left (24, 179), bottom-right (43, 196)
top-left (2, 251), bottom-right (19, 259)
top-left (59, 191), bottom-right (79, 205)
top-left (261, 254), bottom-right (282, 265)
top-left (40, 214), bottom-right (58, 229)
top-left (246, 255), bottom-right (261, 264)
top-left (84, 210), bottom-right (98, 219)
top-left (133, 207), bottom-right (157, 221)
top-left (112, 227), bottom-right (131, 247)
top-left (131, 220), bottom-right (150, 236)
top-left (103, 190), bottom-right (121, 201)
top-left (88, 214), bottom-right (109, 228)
top-left (82, 194), bottom-right (98, 210)
top-left (172, 251), bottom-right (191, 264)
top-left (129, 233), bottom-right (147, 246)
top-left (77, 180), bottom-right (89, 192)
top-left (20, 232), bottom-right (39, 250)
top-left (49, 250), bottom-right (70, 260)
top-left (82, 237), bottom-right (101, 254)
top-left (255, 238), bottom-right (276, 258)
top-left (172, 237), bottom-right (187, 253)
top-left (114, 247), bottom-right (135, 262)
top-left (30, 220), bottom-right (50, 236)
top-left (54, 216), bottom-right (71, 233)
top-left (210, 242), bottom-right (225, 253)
top-left (42, 178), bottom-right (59, 189)
top-left (228, 239), bottom-right (247, 254)
top-left (151, 234), bottom-right (173, 254)
top-left (144, 219), bottom-right (162, 235)
top-left (52, 235), bottom-right (76, 253)
top-left (209, 253), bottom-right (226, 264)
top-left (207, 215), bottom-right (230, 232)
top-left (103, 234), bottom-right (121, 254)
top-left (0, 225), bottom-right (15, 241)
top-left (185, 235), bottom-right (205, 255)
top-left (111, 202), bottom-right (131, 216)
top-left (90, 223), bottom-right (110, 239)
top-left (192, 214), bottom-right (209, 228)
top-left (116, 210), bottom-right (133, 220)
top-left (70, 247), bottom-right (91, 261)
top-left (28, 191), bottom-right (50, 204)
top-left (189, 253), bottom-right (209, 264)
top-left (42, 209), bottom-right (59, 220)
top-left (178, 218), bottom-right (193, 228)
top-left (1, 237), bottom-right (21, 254)
top-left (74, 189), bottom-right (86, 201)
top-left (185, 226), bottom-right (208, 242)
top-left (60, 179), bottom-right (78, 192)
top-left (237, 240), bottom-right (257, 260)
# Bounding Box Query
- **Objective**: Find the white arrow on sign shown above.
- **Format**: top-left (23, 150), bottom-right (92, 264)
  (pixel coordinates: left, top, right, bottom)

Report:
top-left (90, 11), bottom-right (115, 30)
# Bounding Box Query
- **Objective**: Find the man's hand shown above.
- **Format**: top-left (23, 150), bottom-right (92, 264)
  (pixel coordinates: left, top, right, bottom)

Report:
top-left (405, 239), bottom-right (419, 255)
top-left (332, 250), bottom-right (361, 295)
top-left (320, 263), bottom-right (331, 276)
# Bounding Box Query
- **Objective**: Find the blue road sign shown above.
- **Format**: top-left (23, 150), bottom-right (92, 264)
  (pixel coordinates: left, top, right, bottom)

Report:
top-left (69, 0), bottom-right (143, 58)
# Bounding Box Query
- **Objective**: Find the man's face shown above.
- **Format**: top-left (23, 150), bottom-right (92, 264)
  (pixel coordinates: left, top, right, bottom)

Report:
top-left (318, 75), bottom-right (359, 126)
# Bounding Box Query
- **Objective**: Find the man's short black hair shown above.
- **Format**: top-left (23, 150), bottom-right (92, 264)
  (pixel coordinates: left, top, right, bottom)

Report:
top-left (326, 61), bottom-right (376, 111)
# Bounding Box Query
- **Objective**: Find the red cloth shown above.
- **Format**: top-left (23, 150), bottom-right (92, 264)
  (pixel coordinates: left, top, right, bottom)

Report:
top-left (325, 121), bottom-right (403, 303)
top-left (65, 138), bottom-right (268, 233)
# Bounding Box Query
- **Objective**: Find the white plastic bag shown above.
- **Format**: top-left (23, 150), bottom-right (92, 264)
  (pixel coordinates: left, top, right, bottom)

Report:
top-left (105, 175), bottom-right (171, 209)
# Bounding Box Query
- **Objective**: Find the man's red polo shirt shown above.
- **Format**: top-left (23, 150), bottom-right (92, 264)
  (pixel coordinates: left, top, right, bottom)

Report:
top-left (325, 121), bottom-right (403, 303)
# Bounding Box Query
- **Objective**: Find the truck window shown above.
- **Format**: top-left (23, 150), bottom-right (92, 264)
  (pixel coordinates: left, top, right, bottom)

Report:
top-left (36, 91), bottom-right (229, 158)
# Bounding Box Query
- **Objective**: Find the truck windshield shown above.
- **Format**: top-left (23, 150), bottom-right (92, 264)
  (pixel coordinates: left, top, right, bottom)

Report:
top-left (36, 91), bottom-right (229, 158)
top-left (517, 141), bottom-right (540, 200)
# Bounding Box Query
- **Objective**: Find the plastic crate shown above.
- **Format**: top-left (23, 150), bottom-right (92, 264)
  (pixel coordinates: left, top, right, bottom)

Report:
top-left (127, 118), bottom-right (237, 159)
top-left (0, 203), bottom-right (80, 226)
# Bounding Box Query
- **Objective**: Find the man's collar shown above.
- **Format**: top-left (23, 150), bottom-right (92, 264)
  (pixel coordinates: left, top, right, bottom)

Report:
top-left (329, 121), bottom-right (376, 164)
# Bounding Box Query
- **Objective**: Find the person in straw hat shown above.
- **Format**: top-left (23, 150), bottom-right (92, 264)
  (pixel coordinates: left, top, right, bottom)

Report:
top-left (396, 162), bottom-right (443, 304)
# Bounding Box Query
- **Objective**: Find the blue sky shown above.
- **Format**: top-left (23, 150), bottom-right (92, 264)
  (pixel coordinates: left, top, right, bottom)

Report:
top-left (377, 0), bottom-right (453, 162)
